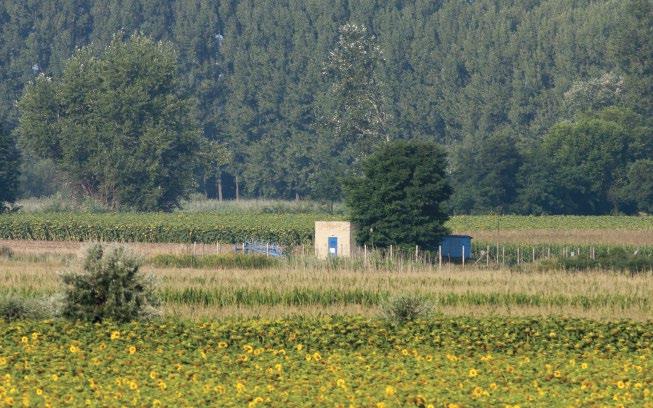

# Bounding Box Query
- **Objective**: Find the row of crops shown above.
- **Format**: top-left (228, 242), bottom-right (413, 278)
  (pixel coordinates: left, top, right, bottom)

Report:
top-left (0, 213), bottom-right (651, 246)
top-left (448, 215), bottom-right (653, 231)
top-left (1, 317), bottom-right (651, 406)
top-left (0, 213), bottom-right (338, 246)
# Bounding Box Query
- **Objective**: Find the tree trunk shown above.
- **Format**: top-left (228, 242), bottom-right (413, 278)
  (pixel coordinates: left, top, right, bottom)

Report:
top-left (235, 175), bottom-right (240, 202)
top-left (217, 175), bottom-right (223, 202)
top-left (203, 174), bottom-right (209, 198)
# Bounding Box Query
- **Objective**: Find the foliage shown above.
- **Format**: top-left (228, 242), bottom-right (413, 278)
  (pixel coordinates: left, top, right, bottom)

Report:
top-left (450, 128), bottom-right (523, 214)
top-left (1, 0), bottom-right (650, 206)
top-left (0, 317), bottom-right (651, 406)
top-left (319, 23), bottom-right (390, 165)
top-left (197, 139), bottom-right (232, 199)
top-left (0, 296), bottom-right (51, 321)
top-left (382, 295), bottom-right (432, 324)
top-left (562, 72), bottom-right (626, 117)
top-left (608, 0), bottom-right (653, 116)
top-left (624, 160), bottom-right (653, 214)
top-left (345, 140), bottom-right (452, 249)
top-left (149, 254), bottom-right (278, 270)
top-left (518, 107), bottom-right (652, 214)
top-left (17, 157), bottom-right (65, 199)
top-left (16, 34), bottom-right (201, 211)
top-left (0, 130), bottom-right (19, 211)
top-left (60, 244), bottom-right (159, 323)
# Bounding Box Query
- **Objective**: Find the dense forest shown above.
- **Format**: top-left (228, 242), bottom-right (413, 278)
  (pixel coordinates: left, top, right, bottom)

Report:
top-left (0, 0), bottom-right (651, 214)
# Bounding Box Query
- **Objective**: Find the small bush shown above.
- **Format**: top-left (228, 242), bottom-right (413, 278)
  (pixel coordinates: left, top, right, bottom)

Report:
top-left (382, 295), bottom-right (432, 324)
top-left (61, 244), bottom-right (159, 322)
top-left (0, 245), bottom-right (13, 258)
top-left (149, 253), bottom-right (278, 269)
top-left (0, 296), bottom-right (51, 321)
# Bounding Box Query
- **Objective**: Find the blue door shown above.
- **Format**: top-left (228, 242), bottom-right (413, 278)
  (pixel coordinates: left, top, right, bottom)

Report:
top-left (328, 236), bottom-right (338, 256)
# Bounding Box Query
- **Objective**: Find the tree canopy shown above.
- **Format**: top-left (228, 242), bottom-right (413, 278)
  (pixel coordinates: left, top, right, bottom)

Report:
top-left (16, 34), bottom-right (201, 211)
top-left (0, 0), bottom-right (651, 213)
top-left (344, 140), bottom-right (452, 250)
top-left (518, 108), bottom-right (652, 215)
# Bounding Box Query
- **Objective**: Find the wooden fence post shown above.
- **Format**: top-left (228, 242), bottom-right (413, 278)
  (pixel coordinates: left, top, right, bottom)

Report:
top-left (462, 245), bottom-right (465, 268)
top-left (438, 245), bottom-right (442, 269)
top-left (517, 247), bottom-right (520, 265)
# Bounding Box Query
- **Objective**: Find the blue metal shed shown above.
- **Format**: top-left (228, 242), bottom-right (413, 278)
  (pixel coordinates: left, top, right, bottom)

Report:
top-left (440, 235), bottom-right (472, 260)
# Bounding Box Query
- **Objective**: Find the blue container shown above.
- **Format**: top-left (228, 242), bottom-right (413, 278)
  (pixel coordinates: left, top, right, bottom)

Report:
top-left (440, 235), bottom-right (472, 260)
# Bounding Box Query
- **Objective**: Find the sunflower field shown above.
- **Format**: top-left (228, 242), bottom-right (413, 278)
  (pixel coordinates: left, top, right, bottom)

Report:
top-left (1, 317), bottom-right (651, 407)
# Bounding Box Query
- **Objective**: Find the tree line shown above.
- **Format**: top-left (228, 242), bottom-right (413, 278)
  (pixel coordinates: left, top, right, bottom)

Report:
top-left (0, 0), bottom-right (651, 214)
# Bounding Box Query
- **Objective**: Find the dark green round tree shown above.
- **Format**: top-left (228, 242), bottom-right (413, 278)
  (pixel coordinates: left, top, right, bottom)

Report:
top-left (344, 140), bottom-right (452, 250)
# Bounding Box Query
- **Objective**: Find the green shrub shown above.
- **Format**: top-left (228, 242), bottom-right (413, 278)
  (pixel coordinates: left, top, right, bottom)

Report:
top-left (149, 253), bottom-right (278, 269)
top-left (0, 296), bottom-right (51, 321)
top-left (539, 251), bottom-right (653, 273)
top-left (382, 295), bottom-right (432, 324)
top-left (61, 244), bottom-right (159, 322)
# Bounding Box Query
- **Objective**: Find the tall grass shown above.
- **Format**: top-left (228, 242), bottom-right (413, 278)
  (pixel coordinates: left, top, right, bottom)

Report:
top-left (2, 252), bottom-right (652, 320)
top-left (149, 253), bottom-right (278, 269)
top-left (16, 194), bottom-right (346, 215)
top-left (178, 194), bottom-right (346, 215)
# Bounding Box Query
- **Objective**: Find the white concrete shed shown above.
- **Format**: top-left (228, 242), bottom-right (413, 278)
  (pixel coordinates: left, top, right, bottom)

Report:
top-left (314, 221), bottom-right (355, 259)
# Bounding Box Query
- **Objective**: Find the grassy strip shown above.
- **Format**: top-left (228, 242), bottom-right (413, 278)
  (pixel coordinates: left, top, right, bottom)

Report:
top-left (157, 288), bottom-right (651, 309)
top-left (148, 254), bottom-right (278, 269)
top-left (3, 286), bottom-right (649, 312)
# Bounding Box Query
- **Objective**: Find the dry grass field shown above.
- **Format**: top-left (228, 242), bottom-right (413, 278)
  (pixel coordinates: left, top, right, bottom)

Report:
top-left (2, 241), bottom-right (652, 321)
